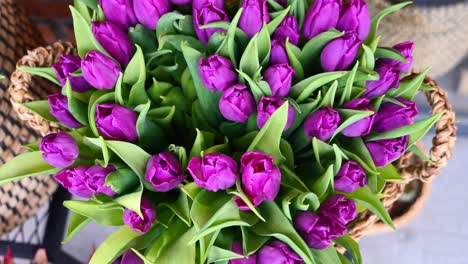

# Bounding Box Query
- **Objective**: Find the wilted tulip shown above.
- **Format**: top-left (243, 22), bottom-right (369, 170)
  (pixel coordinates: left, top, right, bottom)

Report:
top-left (366, 136), bottom-right (409, 167)
top-left (263, 64), bottom-right (295, 97)
top-left (133, 0), bottom-right (171, 30)
top-left (239, 0), bottom-right (270, 38)
top-left (52, 55), bottom-right (91, 93)
top-left (123, 198), bottom-right (157, 234)
top-left (303, 0), bottom-right (342, 40)
top-left (304, 107), bottom-right (341, 141)
top-left (362, 63), bottom-right (401, 98)
top-left (99, 0), bottom-right (138, 29)
top-left (81, 50), bottom-right (121, 90)
top-left (341, 98), bottom-right (375, 137)
top-left (95, 104), bottom-right (138, 142)
top-left (320, 32), bottom-right (361, 72)
top-left (193, 3), bottom-right (229, 44)
top-left (188, 153), bottom-right (238, 192)
top-left (48, 93), bottom-right (83, 128)
top-left (92, 21), bottom-right (134, 65)
top-left (40, 132), bottom-right (79, 168)
top-left (145, 152), bottom-right (187, 192)
top-left (198, 54), bottom-right (237, 91)
top-left (257, 97), bottom-right (295, 130)
top-left (373, 97), bottom-right (419, 133)
top-left (337, 0), bottom-right (371, 41)
top-left (219, 84), bottom-right (255, 123)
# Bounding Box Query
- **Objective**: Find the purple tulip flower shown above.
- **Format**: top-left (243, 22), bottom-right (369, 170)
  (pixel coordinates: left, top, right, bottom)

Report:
top-left (52, 55), bottom-right (91, 93)
top-left (40, 132), bottom-right (79, 168)
top-left (373, 97), bottom-right (419, 133)
top-left (95, 104), bottom-right (138, 142)
top-left (48, 93), bottom-right (83, 128)
top-left (229, 241), bottom-right (257, 264)
top-left (362, 63), bottom-right (401, 98)
top-left (263, 64), bottom-right (295, 97)
top-left (188, 153), bottom-right (238, 192)
top-left (321, 32), bottom-right (361, 72)
top-left (320, 195), bottom-right (358, 225)
top-left (81, 50), bottom-right (121, 90)
top-left (257, 241), bottom-right (304, 264)
top-left (99, 0), bottom-right (138, 30)
top-left (198, 54), bottom-right (238, 91)
top-left (193, 0), bottom-right (223, 10)
top-left (133, 0), bottom-right (171, 30)
top-left (273, 15), bottom-right (300, 46)
top-left (304, 107), bottom-right (341, 141)
top-left (380, 41), bottom-right (415, 73)
top-left (219, 84), bottom-right (255, 123)
top-left (234, 152), bottom-right (281, 210)
top-left (113, 250), bottom-right (143, 264)
top-left (335, 160), bottom-right (367, 193)
top-left (92, 21), bottom-right (134, 66)
top-left (193, 3), bottom-right (229, 44)
top-left (337, 0), bottom-right (371, 41)
top-left (145, 152), bottom-right (187, 192)
top-left (257, 97), bottom-right (295, 130)
top-left (123, 198), bottom-right (157, 234)
top-left (366, 136), bottom-right (409, 167)
top-left (270, 38), bottom-right (289, 65)
top-left (303, 0), bottom-right (342, 40)
top-left (239, 0), bottom-right (270, 38)
top-left (341, 98), bottom-right (375, 137)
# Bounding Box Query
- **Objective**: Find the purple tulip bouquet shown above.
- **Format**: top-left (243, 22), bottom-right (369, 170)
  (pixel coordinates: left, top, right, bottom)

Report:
top-left (0, 0), bottom-right (442, 263)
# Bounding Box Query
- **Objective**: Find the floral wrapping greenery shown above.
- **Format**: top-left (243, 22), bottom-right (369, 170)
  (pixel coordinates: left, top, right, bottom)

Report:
top-left (0, 0), bottom-right (443, 263)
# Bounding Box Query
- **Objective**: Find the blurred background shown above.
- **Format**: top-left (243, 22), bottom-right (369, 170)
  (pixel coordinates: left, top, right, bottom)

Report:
top-left (0, 0), bottom-right (467, 263)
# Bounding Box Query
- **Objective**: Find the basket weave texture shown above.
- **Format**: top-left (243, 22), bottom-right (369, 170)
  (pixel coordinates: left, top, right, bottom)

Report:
top-left (8, 40), bottom-right (457, 240)
top-left (0, 0), bottom-right (58, 236)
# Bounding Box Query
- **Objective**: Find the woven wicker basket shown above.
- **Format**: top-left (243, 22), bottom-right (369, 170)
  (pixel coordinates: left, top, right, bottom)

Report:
top-left (8, 41), bottom-right (457, 240)
top-left (0, 0), bottom-right (58, 237)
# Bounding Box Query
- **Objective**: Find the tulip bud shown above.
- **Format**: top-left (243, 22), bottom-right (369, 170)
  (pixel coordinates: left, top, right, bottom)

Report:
top-left (188, 153), bottom-right (238, 192)
top-left (273, 15), bottom-right (300, 46)
top-left (53, 55), bottom-right (91, 93)
top-left (123, 198), bottom-right (157, 234)
top-left (258, 241), bottom-right (303, 264)
top-left (48, 93), bottom-right (83, 128)
top-left (113, 251), bottom-right (143, 264)
top-left (337, 0), bottom-right (371, 41)
top-left (270, 38), bottom-right (289, 65)
top-left (229, 241), bottom-right (257, 264)
top-left (40, 132), bottom-right (79, 168)
top-left (82, 50), bottom-right (121, 90)
top-left (335, 160), bottom-right (367, 193)
top-left (133, 0), bottom-right (171, 30)
top-left (320, 32), bottom-right (361, 72)
top-left (304, 107), bottom-right (341, 141)
top-left (193, 3), bottom-right (229, 44)
top-left (92, 21), bottom-right (134, 66)
top-left (294, 211), bottom-right (346, 250)
top-left (320, 195), bottom-right (357, 225)
top-left (193, 0), bottom-right (223, 10)
top-left (366, 136), bottom-right (409, 167)
top-left (99, 0), bottom-right (138, 29)
top-left (264, 64), bottom-right (295, 97)
top-left (373, 97), bottom-right (419, 133)
top-left (198, 54), bottom-right (238, 91)
top-left (95, 104), bottom-right (138, 142)
top-left (362, 63), bottom-right (401, 98)
top-left (54, 166), bottom-right (94, 198)
top-left (234, 152), bottom-right (281, 210)
top-left (380, 41), bottom-right (415, 73)
top-left (303, 0), bottom-right (342, 40)
top-left (239, 0), bottom-right (270, 38)
top-left (219, 84), bottom-right (255, 123)
top-left (145, 152), bottom-right (187, 192)
top-left (341, 98), bottom-right (375, 137)
top-left (257, 97), bottom-right (295, 130)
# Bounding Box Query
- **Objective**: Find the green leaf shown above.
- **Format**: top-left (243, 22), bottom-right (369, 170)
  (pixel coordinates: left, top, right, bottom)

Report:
top-left (106, 168), bottom-right (140, 194)
top-left (366, 1), bottom-right (412, 44)
top-left (375, 47), bottom-right (407, 63)
top-left (345, 186), bottom-right (395, 228)
top-left (79, 0), bottom-right (98, 10)
top-left (280, 165), bottom-right (310, 193)
top-left (160, 191), bottom-right (191, 227)
top-left (310, 165), bottom-right (335, 198)
top-left (0, 151), bottom-right (60, 185)
top-left (208, 246), bottom-right (243, 263)
top-left (129, 24), bottom-right (158, 54)
top-left (189, 129), bottom-right (215, 159)
top-left (240, 35), bottom-right (260, 77)
top-left (389, 68), bottom-right (430, 100)
top-left (332, 109), bottom-right (375, 140)
top-left (360, 45), bottom-right (375, 71)
top-left (156, 12), bottom-right (185, 37)
top-left (377, 163), bottom-right (405, 182)
top-left (339, 62), bottom-right (359, 106)
top-left (290, 71), bottom-right (348, 102)
top-left (257, 24), bottom-right (272, 66)
top-left (267, 6), bottom-right (291, 33)
top-left (409, 145), bottom-right (434, 164)
top-left (63, 200), bottom-right (123, 226)
top-left (285, 99), bottom-right (321, 138)
top-left (88, 90), bottom-right (114, 137)
top-left (18, 66), bottom-right (60, 86)
top-left (301, 30), bottom-right (344, 73)
top-left (64, 79), bottom-right (88, 125)
top-left (241, 226), bottom-right (269, 256)
top-left (285, 40), bottom-right (305, 82)
top-left (20, 100), bottom-right (57, 123)
top-left (130, 249), bottom-right (154, 264)
top-left (63, 212), bottom-right (92, 243)
top-left (83, 136), bottom-right (110, 167)
top-left (317, 81), bottom-right (338, 108)
top-left (247, 101), bottom-right (289, 164)
top-left (106, 140), bottom-right (151, 178)
top-left (125, 45), bottom-right (149, 107)
top-left (267, 0), bottom-right (284, 11)
top-left (310, 246), bottom-right (341, 264)
top-left (251, 202), bottom-right (316, 264)
top-left (181, 182), bottom-right (203, 201)
top-left (334, 235), bottom-right (362, 264)
top-left (340, 137), bottom-right (378, 174)
top-left (136, 101), bottom-right (167, 153)
top-left (114, 73), bottom-right (126, 105)
top-left (228, 180), bottom-right (266, 222)
top-left (219, 8), bottom-right (244, 66)
top-left (74, 0), bottom-right (92, 21)
top-left (70, 6), bottom-right (107, 57)
top-left (237, 70), bottom-right (267, 103)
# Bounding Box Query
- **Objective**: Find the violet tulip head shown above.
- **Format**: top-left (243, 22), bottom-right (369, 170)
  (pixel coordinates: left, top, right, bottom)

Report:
top-left (193, 0), bottom-right (223, 10)
top-left (258, 241), bottom-right (304, 264)
top-left (270, 38), bottom-right (289, 65)
top-left (366, 136), bottom-right (409, 167)
top-left (294, 211), bottom-right (347, 250)
top-left (85, 165), bottom-right (117, 196)
top-left (321, 32), bottom-right (361, 72)
top-left (171, 0), bottom-right (192, 4)
top-left (273, 15), bottom-right (300, 46)
top-left (198, 54), bottom-right (238, 91)
top-left (40, 132), bottom-right (79, 168)
top-left (341, 98), bottom-right (375, 137)
top-left (303, 0), bottom-right (342, 40)
top-left (263, 64), bottom-right (295, 97)
top-left (54, 166), bottom-right (94, 198)
top-left (380, 41), bottom-right (415, 73)
top-left (81, 50), bottom-right (121, 90)
top-left (133, 0), bottom-right (171, 30)
top-left (337, 0), bottom-right (371, 41)
top-left (188, 153), bottom-right (238, 192)
top-left (234, 152), bottom-right (281, 210)
top-left (92, 21), bottom-right (134, 66)
top-left (239, 0), bottom-right (270, 38)
top-left (48, 93), bottom-right (83, 128)
top-left (373, 97), bottom-right (419, 133)
top-left (53, 55), bottom-right (91, 93)
top-left (194, 3), bottom-right (229, 44)
top-left (335, 161), bottom-right (366, 193)
top-left (113, 250), bottom-right (143, 264)
top-left (145, 152), bottom-right (187, 192)
top-left (363, 64), bottom-right (401, 98)
top-left (304, 107), bottom-right (341, 141)
top-left (99, 0), bottom-right (138, 29)
top-left (257, 97), bottom-right (295, 130)
top-left (320, 195), bottom-right (358, 225)
top-left (229, 241), bottom-right (257, 264)
top-left (95, 104), bottom-right (138, 142)
top-left (219, 84), bottom-right (255, 123)
top-left (123, 198), bottom-right (157, 234)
